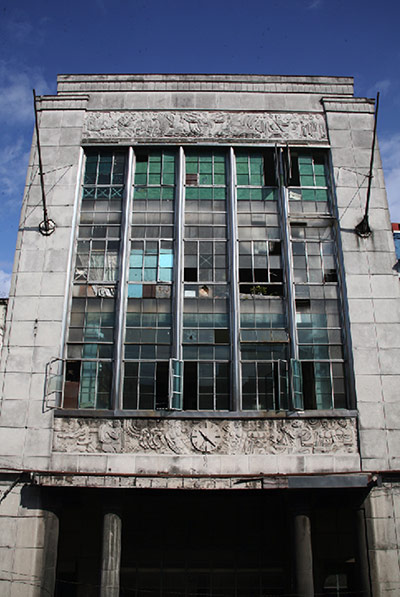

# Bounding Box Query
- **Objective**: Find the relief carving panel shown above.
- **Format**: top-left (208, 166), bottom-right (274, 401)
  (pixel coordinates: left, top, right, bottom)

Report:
top-left (83, 111), bottom-right (327, 143)
top-left (53, 417), bottom-right (357, 455)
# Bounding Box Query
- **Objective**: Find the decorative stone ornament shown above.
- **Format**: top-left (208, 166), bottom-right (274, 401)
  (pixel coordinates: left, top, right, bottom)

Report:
top-left (53, 417), bottom-right (357, 455)
top-left (83, 111), bottom-right (328, 143)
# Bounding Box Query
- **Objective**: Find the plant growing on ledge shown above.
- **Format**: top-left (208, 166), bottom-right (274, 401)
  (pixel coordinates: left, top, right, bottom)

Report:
top-left (250, 285), bottom-right (269, 295)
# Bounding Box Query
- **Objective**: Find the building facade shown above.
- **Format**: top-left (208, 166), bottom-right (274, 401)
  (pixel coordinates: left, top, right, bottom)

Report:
top-left (0, 74), bottom-right (400, 596)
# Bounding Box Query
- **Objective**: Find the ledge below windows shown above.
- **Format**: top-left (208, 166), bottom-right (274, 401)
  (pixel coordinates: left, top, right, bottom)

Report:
top-left (54, 409), bottom-right (357, 419)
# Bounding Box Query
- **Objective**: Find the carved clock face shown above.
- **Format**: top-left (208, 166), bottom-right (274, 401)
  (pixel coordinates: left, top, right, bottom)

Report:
top-left (191, 421), bottom-right (222, 453)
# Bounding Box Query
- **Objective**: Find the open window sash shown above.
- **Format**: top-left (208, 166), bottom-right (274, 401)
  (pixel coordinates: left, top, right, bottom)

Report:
top-left (290, 358), bottom-right (304, 410)
top-left (169, 358), bottom-right (183, 410)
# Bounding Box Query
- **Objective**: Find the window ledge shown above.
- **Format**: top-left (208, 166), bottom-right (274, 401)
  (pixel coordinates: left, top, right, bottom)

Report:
top-left (54, 408), bottom-right (358, 420)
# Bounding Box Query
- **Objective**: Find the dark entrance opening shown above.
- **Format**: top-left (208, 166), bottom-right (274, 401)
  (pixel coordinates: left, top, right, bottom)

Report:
top-left (120, 490), bottom-right (288, 596)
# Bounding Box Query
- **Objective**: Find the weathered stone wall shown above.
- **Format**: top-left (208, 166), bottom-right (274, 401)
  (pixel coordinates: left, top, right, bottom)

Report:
top-left (324, 97), bottom-right (400, 472)
top-left (365, 483), bottom-right (400, 595)
top-left (0, 479), bottom-right (48, 597)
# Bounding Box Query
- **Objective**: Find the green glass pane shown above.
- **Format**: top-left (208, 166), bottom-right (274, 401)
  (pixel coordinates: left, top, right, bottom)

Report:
top-left (299, 165), bottom-right (313, 175)
top-left (162, 173), bottom-right (175, 185)
top-left (147, 187), bottom-right (161, 200)
top-left (302, 189), bottom-right (316, 201)
top-left (250, 188), bottom-right (263, 200)
top-left (237, 188), bottom-right (250, 200)
top-left (199, 163), bottom-right (212, 174)
top-left (199, 187), bottom-right (212, 200)
top-left (214, 174), bottom-right (226, 185)
top-left (163, 152), bottom-right (175, 161)
top-left (79, 362), bottom-right (96, 408)
top-left (186, 187), bottom-right (198, 200)
top-left (236, 162), bottom-right (249, 174)
top-left (250, 160), bottom-right (263, 173)
top-left (199, 174), bottom-right (212, 185)
top-left (134, 173), bottom-right (147, 185)
top-left (135, 160), bottom-right (147, 174)
top-left (186, 162), bottom-right (198, 174)
top-left (98, 158), bottom-right (112, 184)
top-left (149, 174), bottom-right (161, 185)
top-left (163, 162), bottom-right (175, 174)
top-left (300, 175), bottom-right (315, 186)
top-left (213, 154), bottom-right (225, 162)
top-left (214, 162), bottom-right (226, 174)
top-left (298, 156), bottom-right (312, 166)
top-left (214, 188), bottom-right (226, 200)
top-left (133, 187), bottom-right (147, 199)
top-left (315, 189), bottom-right (328, 201)
top-left (263, 188), bottom-right (276, 200)
top-left (314, 362), bottom-right (330, 376)
top-left (237, 174), bottom-right (250, 185)
top-left (315, 174), bottom-right (327, 186)
top-left (314, 163), bottom-right (325, 176)
top-left (161, 187), bottom-right (174, 200)
top-left (84, 159), bottom-right (97, 184)
top-left (83, 344), bottom-right (97, 358)
top-left (250, 174), bottom-right (263, 186)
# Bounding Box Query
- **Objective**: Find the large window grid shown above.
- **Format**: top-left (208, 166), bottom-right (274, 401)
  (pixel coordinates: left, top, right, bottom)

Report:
top-left (62, 146), bottom-right (350, 413)
top-left (123, 150), bottom-right (176, 409)
top-left (292, 218), bottom-right (346, 409)
top-left (291, 224), bottom-right (338, 285)
top-left (183, 362), bottom-right (230, 410)
top-left (83, 151), bottom-right (125, 199)
top-left (181, 150), bottom-right (230, 409)
top-left (237, 150), bottom-right (290, 410)
top-left (288, 152), bottom-right (331, 214)
top-left (64, 150), bottom-right (126, 410)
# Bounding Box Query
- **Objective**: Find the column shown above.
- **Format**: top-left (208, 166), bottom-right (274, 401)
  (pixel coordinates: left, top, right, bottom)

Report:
top-left (292, 504), bottom-right (314, 597)
top-left (100, 512), bottom-right (122, 597)
top-left (355, 507), bottom-right (371, 597)
top-left (41, 509), bottom-right (59, 597)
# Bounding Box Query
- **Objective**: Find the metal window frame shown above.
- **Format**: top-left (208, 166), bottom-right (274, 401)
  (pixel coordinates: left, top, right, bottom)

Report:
top-left (60, 144), bottom-right (353, 414)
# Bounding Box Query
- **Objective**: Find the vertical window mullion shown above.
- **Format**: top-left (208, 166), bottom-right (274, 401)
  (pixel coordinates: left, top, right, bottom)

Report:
top-left (228, 147), bottom-right (240, 410)
top-left (112, 147), bottom-right (134, 410)
top-left (169, 146), bottom-right (185, 409)
top-left (278, 147), bottom-right (302, 410)
top-left (278, 148), bottom-right (297, 361)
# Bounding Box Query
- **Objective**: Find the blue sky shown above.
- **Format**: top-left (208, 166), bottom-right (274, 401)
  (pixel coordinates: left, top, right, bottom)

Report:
top-left (0, 0), bottom-right (400, 295)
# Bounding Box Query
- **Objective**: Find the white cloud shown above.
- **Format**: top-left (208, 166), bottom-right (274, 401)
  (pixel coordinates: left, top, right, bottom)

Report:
top-left (0, 270), bottom-right (12, 298)
top-left (0, 61), bottom-right (52, 125)
top-left (1, 10), bottom-right (49, 46)
top-left (0, 137), bottom-right (31, 211)
top-left (367, 79), bottom-right (391, 99)
top-left (307, 0), bottom-right (323, 9)
top-left (380, 133), bottom-right (400, 223)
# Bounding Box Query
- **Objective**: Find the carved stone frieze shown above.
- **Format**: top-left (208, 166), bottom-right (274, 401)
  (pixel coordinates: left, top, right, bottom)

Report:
top-left (53, 417), bottom-right (357, 455)
top-left (83, 111), bottom-right (327, 143)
